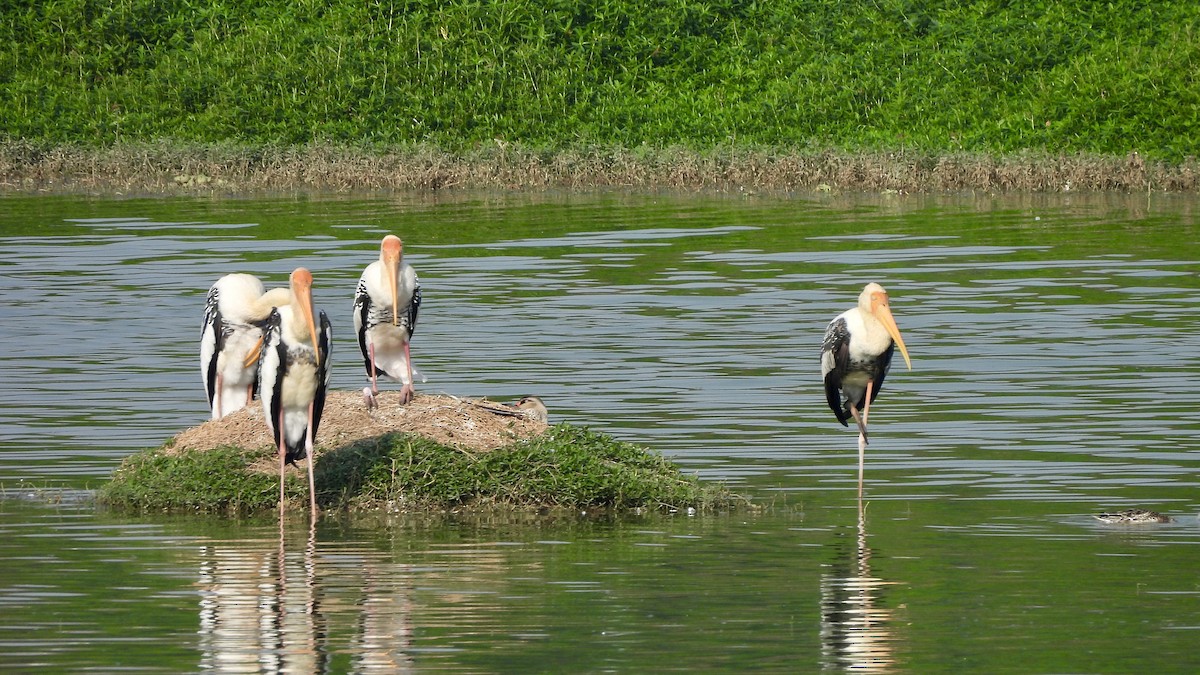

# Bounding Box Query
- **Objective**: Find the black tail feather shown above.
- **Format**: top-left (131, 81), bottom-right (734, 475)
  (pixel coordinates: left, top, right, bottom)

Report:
top-left (284, 443), bottom-right (307, 466)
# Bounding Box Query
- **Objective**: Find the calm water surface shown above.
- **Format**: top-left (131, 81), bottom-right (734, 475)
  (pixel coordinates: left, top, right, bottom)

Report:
top-left (1, 191), bottom-right (1198, 672)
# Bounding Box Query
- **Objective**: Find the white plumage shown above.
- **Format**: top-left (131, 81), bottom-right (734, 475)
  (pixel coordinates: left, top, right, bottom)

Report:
top-left (354, 235), bottom-right (421, 407)
top-left (259, 268), bottom-right (331, 517)
top-left (820, 283), bottom-right (912, 497)
top-left (200, 273), bottom-right (291, 420)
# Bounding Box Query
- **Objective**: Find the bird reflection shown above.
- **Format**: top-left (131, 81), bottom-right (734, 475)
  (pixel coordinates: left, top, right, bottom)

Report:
top-left (820, 501), bottom-right (900, 672)
top-left (196, 519), bottom-right (415, 673)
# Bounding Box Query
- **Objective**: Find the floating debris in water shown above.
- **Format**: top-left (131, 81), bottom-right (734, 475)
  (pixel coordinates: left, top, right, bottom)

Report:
top-left (1093, 509), bottom-right (1171, 524)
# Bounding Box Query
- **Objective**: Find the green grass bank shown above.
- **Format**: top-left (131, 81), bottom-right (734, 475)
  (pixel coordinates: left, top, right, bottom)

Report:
top-left (2, 1), bottom-right (1198, 191)
top-left (98, 426), bottom-right (745, 515)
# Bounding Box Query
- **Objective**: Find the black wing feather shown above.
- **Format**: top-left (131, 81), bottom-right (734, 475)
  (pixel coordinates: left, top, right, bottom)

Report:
top-left (407, 278), bottom-right (421, 337)
top-left (311, 311), bottom-right (332, 442)
top-left (263, 308), bottom-right (286, 457)
top-left (354, 278), bottom-right (377, 377)
top-left (821, 318), bottom-right (852, 426)
top-left (202, 286), bottom-right (224, 408)
top-left (867, 343), bottom-right (895, 405)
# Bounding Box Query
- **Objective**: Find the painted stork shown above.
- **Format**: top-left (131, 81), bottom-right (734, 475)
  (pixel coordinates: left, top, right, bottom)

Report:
top-left (820, 282), bottom-right (912, 497)
top-left (201, 274), bottom-right (292, 420)
top-left (514, 396), bottom-right (549, 424)
top-left (354, 234), bottom-right (421, 407)
top-left (259, 268), bottom-right (332, 517)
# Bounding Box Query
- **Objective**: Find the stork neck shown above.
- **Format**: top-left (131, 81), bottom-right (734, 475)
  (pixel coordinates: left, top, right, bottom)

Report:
top-left (252, 288), bottom-right (292, 318)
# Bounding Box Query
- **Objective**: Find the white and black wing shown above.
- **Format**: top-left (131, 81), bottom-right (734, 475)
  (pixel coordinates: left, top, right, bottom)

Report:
top-left (404, 269), bottom-right (421, 337)
top-left (353, 276), bottom-right (374, 376)
top-left (258, 307), bottom-right (285, 449)
top-left (867, 343), bottom-right (895, 405)
top-left (200, 283), bottom-right (223, 410)
top-left (312, 310), bottom-right (333, 439)
top-left (821, 316), bottom-right (852, 426)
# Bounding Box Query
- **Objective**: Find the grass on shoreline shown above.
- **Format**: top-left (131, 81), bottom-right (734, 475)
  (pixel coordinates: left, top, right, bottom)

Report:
top-left (3, 1), bottom-right (1198, 163)
top-left (4, 140), bottom-right (1196, 193)
top-left (98, 425), bottom-right (746, 515)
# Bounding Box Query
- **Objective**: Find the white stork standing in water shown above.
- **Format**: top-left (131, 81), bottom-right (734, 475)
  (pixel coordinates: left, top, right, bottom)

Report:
top-left (354, 234), bottom-right (421, 408)
top-left (259, 268), bottom-right (332, 517)
top-left (201, 274), bottom-right (292, 420)
top-left (821, 283), bottom-right (912, 498)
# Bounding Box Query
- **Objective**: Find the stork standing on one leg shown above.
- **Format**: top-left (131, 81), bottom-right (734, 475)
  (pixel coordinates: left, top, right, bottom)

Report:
top-left (354, 235), bottom-right (421, 408)
top-left (820, 283), bottom-right (912, 498)
top-left (201, 274), bottom-right (292, 420)
top-left (259, 268), bottom-right (332, 517)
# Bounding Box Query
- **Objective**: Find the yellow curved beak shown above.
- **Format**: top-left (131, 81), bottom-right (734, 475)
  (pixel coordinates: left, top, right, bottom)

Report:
top-left (381, 236), bottom-right (402, 326)
top-left (873, 295), bottom-right (911, 370)
top-left (243, 336), bottom-right (265, 369)
top-left (291, 268), bottom-right (321, 368)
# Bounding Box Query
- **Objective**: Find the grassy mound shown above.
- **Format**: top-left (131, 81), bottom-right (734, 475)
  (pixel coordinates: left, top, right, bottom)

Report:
top-left (98, 424), bottom-right (744, 515)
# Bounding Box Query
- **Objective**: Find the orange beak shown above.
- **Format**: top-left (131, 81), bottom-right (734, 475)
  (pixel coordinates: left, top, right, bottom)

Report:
top-left (381, 235), bottom-right (402, 326)
top-left (872, 292), bottom-right (911, 370)
top-left (290, 267), bottom-right (321, 368)
top-left (242, 336), bottom-right (265, 369)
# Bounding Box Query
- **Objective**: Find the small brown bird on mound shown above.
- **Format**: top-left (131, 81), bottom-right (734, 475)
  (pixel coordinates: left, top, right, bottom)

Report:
top-left (513, 396), bottom-right (549, 424)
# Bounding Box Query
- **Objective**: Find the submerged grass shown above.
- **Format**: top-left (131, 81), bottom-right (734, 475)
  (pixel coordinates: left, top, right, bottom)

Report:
top-left (99, 425), bottom-right (744, 515)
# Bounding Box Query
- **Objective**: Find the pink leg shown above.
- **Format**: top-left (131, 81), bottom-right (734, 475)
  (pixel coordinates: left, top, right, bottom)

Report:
top-left (213, 374), bottom-right (223, 420)
top-left (362, 343), bottom-right (380, 409)
top-left (369, 342), bottom-right (380, 395)
top-left (306, 401), bottom-right (317, 518)
top-left (863, 380), bottom-right (874, 427)
top-left (278, 408), bottom-right (287, 516)
top-left (399, 340), bottom-right (415, 405)
top-left (857, 380), bottom-right (876, 500)
top-left (848, 404), bottom-right (869, 443)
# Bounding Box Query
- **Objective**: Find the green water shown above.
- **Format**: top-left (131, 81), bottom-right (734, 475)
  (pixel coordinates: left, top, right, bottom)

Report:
top-left (1, 191), bottom-right (1198, 672)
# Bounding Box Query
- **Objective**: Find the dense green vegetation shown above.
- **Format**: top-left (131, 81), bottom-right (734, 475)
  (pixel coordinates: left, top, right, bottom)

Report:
top-left (99, 426), bottom-right (744, 514)
top-left (2, 0), bottom-right (1197, 161)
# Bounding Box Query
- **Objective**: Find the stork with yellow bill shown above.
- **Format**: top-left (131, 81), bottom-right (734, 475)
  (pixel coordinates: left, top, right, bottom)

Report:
top-left (820, 282), bottom-right (912, 498)
top-left (259, 268), bottom-right (332, 517)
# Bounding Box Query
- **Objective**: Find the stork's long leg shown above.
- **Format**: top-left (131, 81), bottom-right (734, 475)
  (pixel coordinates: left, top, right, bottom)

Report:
top-left (399, 340), bottom-right (415, 405)
top-left (863, 380), bottom-right (874, 427)
top-left (856, 380), bottom-right (876, 500)
top-left (369, 342), bottom-right (380, 395)
top-left (213, 373), bottom-right (223, 421)
top-left (847, 403), bottom-right (868, 499)
top-left (306, 400), bottom-right (317, 518)
top-left (848, 404), bottom-right (869, 442)
top-left (856, 429), bottom-right (866, 500)
top-left (362, 342), bottom-right (380, 409)
top-left (277, 408), bottom-right (287, 516)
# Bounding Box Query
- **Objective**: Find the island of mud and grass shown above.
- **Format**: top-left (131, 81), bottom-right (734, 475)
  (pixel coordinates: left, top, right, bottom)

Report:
top-left (99, 392), bottom-right (746, 516)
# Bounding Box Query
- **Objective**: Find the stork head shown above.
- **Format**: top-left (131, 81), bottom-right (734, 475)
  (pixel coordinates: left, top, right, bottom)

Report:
top-left (860, 282), bottom-right (911, 369)
top-left (290, 267), bottom-right (321, 367)
top-left (380, 235), bottom-right (403, 326)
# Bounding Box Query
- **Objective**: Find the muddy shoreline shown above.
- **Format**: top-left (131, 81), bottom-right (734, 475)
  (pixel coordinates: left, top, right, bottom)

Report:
top-left (3, 141), bottom-right (1197, 194)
